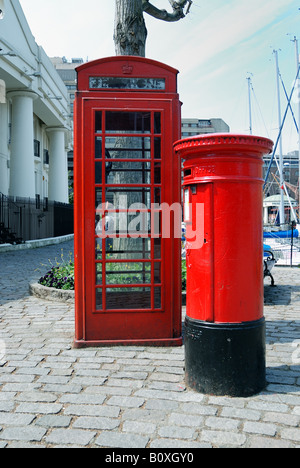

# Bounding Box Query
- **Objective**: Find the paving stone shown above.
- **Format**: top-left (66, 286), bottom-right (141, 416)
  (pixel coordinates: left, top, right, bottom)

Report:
top-left (0, 413), bottom-right (36, 426)
top-left (95, 432), bottom-right (149, 448)
top-left (122, 408), bottom-right (168, 423)
top-left (72, 416), bottom-right (120, 430)
top-left (63, 404), bottom-right (120, 418)
top-left (243, 421), bottom-right (277, 437)
top-left (107, 396), bottom-right (145, 408)
top-left (46, 429), bottom-right (96, 446)
top-left (122, 420), bottom-right (157, 434)
top-left (221, 407), bottom-right (261, 421)
top-left (0, 401), bottom-right (15, 412)
top-left (84, 385), bottom-right (132, 396)
top-left (248, 436), bottom-right (292, 448)
top-left (35, 415), bottom-right (72, 428)
top-left (180, 402), bottom-right (218, 416)
top-left (58, 393), bottom-right (106, 405)
top-left (280, 428), bottom-right (300, 442)
top-left (42, 384), bottom-right (83, 394)
top-left (15, 403), bottom-right (63, 414)
top-left (145, 399), bottom-right (179, 411)
top-left (205, 416), bottom-right (240, 431)
top-left (168, 413), bottom-right (204, 427)
top-left (263, 412), bottom-right (300, 427)
top-left (158, 426), bottom-right (196, 440)
top-left (15, 392), bottom-right (58, 403)
top-left (0, 426), bottom-right (46, 442)
top-left (201, 430), bottom-right (247, 447)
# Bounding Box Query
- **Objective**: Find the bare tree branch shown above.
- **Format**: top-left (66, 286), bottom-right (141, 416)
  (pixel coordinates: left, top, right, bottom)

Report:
top-left (142, 0), bottom-right (192, 22)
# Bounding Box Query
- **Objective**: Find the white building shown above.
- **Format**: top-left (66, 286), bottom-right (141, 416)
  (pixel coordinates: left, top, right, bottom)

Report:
top-left (0, 0), bottom-right (71, 204)
top-left (51, 56), bottom-right (85, 199)
top-left (181, 118), bottom-right (230, 138)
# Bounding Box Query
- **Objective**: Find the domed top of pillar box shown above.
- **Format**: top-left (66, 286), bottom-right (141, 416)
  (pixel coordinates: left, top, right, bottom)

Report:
top-left (174, 133), bottom-right (274, 185)
top-left (174, 133), bottom-right (274, 158)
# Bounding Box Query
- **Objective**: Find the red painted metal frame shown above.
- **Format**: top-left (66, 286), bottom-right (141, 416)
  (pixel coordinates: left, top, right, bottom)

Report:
top-left (74, 57), bottom-right (182, 347)
top-left (175, 134), bottom-right (274, 325)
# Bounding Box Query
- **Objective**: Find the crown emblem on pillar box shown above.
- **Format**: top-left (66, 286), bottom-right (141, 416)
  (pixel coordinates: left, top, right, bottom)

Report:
top-left (122, 63), bottom-right (133, 75)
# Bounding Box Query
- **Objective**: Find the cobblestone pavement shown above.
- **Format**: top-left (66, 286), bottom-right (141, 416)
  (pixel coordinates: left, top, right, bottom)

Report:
top-left (0, 241), bottom-right (299, 448)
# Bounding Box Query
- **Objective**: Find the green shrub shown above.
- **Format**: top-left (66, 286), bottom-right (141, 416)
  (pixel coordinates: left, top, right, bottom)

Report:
top-left (38, 251), bottom-right (74, 291)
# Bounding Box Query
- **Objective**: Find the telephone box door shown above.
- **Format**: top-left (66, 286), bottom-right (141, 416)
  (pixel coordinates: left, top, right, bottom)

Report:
top-left (75, 97), bottom-right (182, 346)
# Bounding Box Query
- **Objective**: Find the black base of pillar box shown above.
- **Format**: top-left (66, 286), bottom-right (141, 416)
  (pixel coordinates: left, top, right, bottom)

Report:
top-left (184, 316), bottom-right (266, 397)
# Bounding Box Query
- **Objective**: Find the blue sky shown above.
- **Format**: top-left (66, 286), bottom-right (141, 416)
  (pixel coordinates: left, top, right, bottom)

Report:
top-left (20, 0), bottom-right (300, 154)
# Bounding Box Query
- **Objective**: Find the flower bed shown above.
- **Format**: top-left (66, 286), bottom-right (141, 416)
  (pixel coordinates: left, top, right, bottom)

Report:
top-left (38, 252), bottom-right (186, 298)
top-left (38, 251), bottom-right (74, 291)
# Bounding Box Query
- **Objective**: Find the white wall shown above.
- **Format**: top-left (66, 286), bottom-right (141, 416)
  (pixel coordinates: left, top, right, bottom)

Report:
top-left (0, 0), bottom-right (71, 203)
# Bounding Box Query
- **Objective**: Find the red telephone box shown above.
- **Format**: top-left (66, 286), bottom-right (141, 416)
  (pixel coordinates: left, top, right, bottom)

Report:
top-left (73, 56), bottom-right (182, 347)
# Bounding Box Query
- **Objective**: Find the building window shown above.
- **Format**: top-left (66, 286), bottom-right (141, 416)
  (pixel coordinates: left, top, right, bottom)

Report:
top-left (36, 194), bottom-right (41, 209)
top-left (34, 139), bottom-right (40, 157)
top-left (43, 149), bottom-right (49, 165)
top-left (198, 120), bottom-right (211, 128)
top-left (43, 197), bottom-right (49, 212)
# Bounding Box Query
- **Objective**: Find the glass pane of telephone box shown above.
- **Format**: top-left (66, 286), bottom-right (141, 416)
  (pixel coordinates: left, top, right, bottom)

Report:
top-left (96, 212), bottom-right (151, 237)
top-left (95, 162), bottom-right (102, 184)
top-left (154, 288), bottom-right (161, 309)
top-left (154, 162), bottom-right (161, 184)
top-left (96, 288), bottom-right (102, 309)
top-left (105, 237), bottom-right (151, 260)
top-left (154, 262), bottom-right (161, 283)
top-left (95, 112), bottom-right (102, 133)
top-left (154, 238), bottom-right (161, 259)
top-left (95, 188), bottom-right (103, 208)
top-left (106, 112), bottom-right (151, 134)
top-left (106, 161), bottom-right (151, 185)
top-left (154, 138), bottom-right (161, 159)
top-left (105, 137), bottom-right (151, 159)
top-left (96, 263), bottom-right (102, 285)
top-left (106, 262), bottom-right (151, 285)
top-left (95, 161), bottom-right (114, 185)
top-left (106, 188), bottom-right (151, 209)
top-left (154, 113), bottom-right (161, 134)
top-left (95, 238), bottom-right (102, 260)
top-left (95, 137), bottom-right (102, 157)
top-left (106, 288), bottom-right (151, 310)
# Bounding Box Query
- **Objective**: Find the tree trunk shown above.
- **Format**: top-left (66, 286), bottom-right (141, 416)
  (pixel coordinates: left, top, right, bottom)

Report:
top-left (114, 0), bottom-right (147, 57)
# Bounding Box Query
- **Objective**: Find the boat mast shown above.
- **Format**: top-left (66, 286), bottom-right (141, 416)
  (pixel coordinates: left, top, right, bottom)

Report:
top-left (292, 36), bottom-right (300, 223)
top-left (247, 74), bottom-right (253, 135)
top-left (273, 49), bottom-right (285, 225)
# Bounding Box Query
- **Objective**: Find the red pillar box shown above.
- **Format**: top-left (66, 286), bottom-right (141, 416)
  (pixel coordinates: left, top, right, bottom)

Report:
top-left (74, 56), bottom-right (182, 347)
top-left (174, 134), bottom-right (273, 397)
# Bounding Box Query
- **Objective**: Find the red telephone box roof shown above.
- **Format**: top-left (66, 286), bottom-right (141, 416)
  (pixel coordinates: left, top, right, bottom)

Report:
top-left (76, 56), bottom-right (179, 93)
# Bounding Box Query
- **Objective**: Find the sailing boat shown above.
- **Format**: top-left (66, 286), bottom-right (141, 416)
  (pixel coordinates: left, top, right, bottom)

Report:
top-left (262, 41), bottom-right (300, 240)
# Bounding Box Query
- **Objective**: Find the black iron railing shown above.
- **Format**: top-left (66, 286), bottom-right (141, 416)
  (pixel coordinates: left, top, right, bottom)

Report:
top-left (0, 192), bottom-right (73, 244)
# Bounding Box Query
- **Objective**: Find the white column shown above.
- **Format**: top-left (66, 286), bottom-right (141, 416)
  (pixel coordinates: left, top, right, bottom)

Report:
top-left (8, 91), bottom-right (37, 199)
top-left (47, 127), bottom-right (68, 203)
top-left (0, 100), bottom-right (9, 195)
